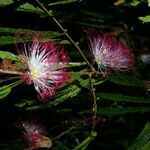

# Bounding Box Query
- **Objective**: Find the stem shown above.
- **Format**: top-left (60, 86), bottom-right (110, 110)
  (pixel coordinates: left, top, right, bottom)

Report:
top-left (0, 69), bottom-right (24, 75)
top-left (68, 62), bottom-right (86, 67)
top-left (89, 74), bottom-right (97, 133)
top-left (75, 69), bottom-right (96, 76)
top-left (52, 126), bottom-right (76, 140)
top-left (0, 76), bottom-right (22, 84)
top-left (9, 79), bottom-right (23, 88)
top-left (35, 0), bottom-right (95, 71)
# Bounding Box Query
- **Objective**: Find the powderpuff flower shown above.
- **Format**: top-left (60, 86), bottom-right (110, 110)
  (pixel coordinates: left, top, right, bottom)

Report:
top-left (22, 121), bottom-right (52, 150)
top-left (85, 29), bottom-right (134, 73)
top-left (20, 40), bottom-right (70, 101)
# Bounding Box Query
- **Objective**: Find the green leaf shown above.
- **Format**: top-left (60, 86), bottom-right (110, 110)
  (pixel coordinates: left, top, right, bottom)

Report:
top-left (71, 72), bottom-right (90, 87)
top-left (71, 72), bottom-right (104, 88)
top-left (56, 108), bottom-right (72, 113)
top-left (108, 75), bottom-right (145, 87)
top-left (47, 85), bottom-right (81, 107)
top-left (15, 99), bottom-right (35, 108)
top-left (23, 85), bottom-right (81, 110)
top-left (98, 107), bottom-right (150, 117)
top-left (79, 9), bottom-right (113, 19)
top-left (0, 0), bottom-right (13, 6)
top-left (0, 80), bottom-right (23, 100)
top-left (98, 92), bottom-right (150, 103)
top-left (0, 36), bottom-right (21, 45)
top-left (128, 122), bottom-right (150, 150)
top-left (142, 141), bottom-right (150, 150)
top-left (58, 40), bottom-right (70, 45)
top-left (48, 0), bottom-right (80, 6)
top-left (0, 35), bottom-right (60, 45)
top-left (0, 27), bottom-right (17, 33)
top-left (0, 85), bottom-right (11, 100)
top-left (16, 3), bottom-right (44, 14)
top-left (148, 0), bottom-right (150, 7)
top-left (0, 27), bottom-right (66, 45)
top-left (0, 51), bottom-right (17, 60)
top-left (79, 107), bottom-right (150, 117)
top-left (73, 132), bottom-right (96, 150)
top-left (139, 15), bottom-right (150, 23)
top-left (0, 27), bottom-right (37, 34)
top-left (75, 21), bottom-right (125, 30)
top-left (130, 0), bottom-right (141, 6)
top-left (0, 27), bottom-right (60, 36)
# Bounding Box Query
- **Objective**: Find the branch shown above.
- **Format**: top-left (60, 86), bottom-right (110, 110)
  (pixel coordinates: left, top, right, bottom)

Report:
top-left (35, 0), bottom-right (95, 71)
top-left (89, 74), bottom-right (97, 133)
top-left (0, 69), bottom-right (24, 75)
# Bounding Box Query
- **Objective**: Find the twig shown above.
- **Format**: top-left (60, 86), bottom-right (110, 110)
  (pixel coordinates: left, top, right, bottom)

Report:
top-left (9, 79), bottom-right (23, 88)
top-left (0, 69), bottom-right (24, 75)
top-left (52, 126), bottom-right (76, 140)
top-left (35, 0), bottom-right (95, 71)
top-left (0, 76), bottom-right (22, 84)
top-left (89, 74), bottom-right (97, 133)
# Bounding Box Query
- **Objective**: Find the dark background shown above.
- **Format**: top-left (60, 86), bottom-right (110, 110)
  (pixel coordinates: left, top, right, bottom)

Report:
top-left (0, 0), bottom-right (150, 149)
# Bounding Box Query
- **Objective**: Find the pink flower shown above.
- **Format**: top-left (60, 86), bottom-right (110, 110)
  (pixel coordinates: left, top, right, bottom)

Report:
top-left (21, 40), bottom-right (70, 101)
top-left (85, 28), bottom-right (134, 73)
top-left (22, 121), bottom-right (52, 150)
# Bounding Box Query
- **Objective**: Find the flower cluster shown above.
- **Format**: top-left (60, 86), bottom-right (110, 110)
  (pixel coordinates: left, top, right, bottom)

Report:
top-left (22, 121), bottom-right (52, 150)
top-left (85, 28), bottom-right (134, 73)
top-left (21, 40), bottom-right (70, 101)
top-left (16, 28), bottom-right (134, 101)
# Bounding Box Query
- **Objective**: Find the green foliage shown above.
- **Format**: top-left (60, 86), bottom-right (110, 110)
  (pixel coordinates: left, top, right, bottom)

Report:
top-left (108, 74), bottom-right (145, 87)
top-left (48, 0), bottom-right (80, 6)
top-left (80, 106), bottom-right (150, 117)
top-left (142, 141), bottom-right (150, 150)
top-left (15, 84), bottom-right (81, 110)
top-left (0, 51), bottom-right (17, 60)
top-left (117, 0), bottom-right (149, 6)
top-left (0, 27), bottom-right (69, 45)
top-left (0, 85), bottom-right (11, 100)
top-left (41, 84), bottom-right (81, 108)
top-left (0, 80), bottom-right (22, 100)
top-left (0, 27), bottom-right (59, 35)
top-left (53, 141), bottom-right (70, 150)
top-left (0, 0), bottom-right (13, 6)
top-left (148, 0), bottom-right (150, 6)
top-left (98, 92), bottom-right (150, 103)
top-left (128, 122), bottom-right (150, 150)
top-left (0, 36), bottom-right (21, 45)
top-left (129, 0), bottom-right (141, 6)
top-left (76, 9), bottom-right (124, 30)
top-left (139, 15), bottom-right (150, 23)
top-left (73, 132), bottom-right (97, 150)
top-left (79, 9), bottom-right (113, 19)
top-left (16, 3), bottom-right (44, 15)
top-left (0, 0), bottom-right (149, 149)
top-left (15, 99), bottom-right (35, 108)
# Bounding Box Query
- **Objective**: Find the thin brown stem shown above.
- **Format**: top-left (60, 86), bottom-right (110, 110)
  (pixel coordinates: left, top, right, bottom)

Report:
top-left (35, 0), bottom-right (95, 71)
top-left (52, 126), bottom-right (76, 140)
top-left (0, 69), bottom-right (24, 75)
top-left (89, 74), bottom-right (97, 133)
